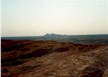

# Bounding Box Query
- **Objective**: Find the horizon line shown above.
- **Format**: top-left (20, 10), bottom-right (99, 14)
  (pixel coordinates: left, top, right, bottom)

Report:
top-left (1, 33), bottom-right (108, 37)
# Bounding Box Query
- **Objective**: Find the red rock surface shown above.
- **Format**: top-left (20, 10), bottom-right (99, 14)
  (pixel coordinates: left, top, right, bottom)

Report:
top-left (1, 40), bottom-right (108, 77)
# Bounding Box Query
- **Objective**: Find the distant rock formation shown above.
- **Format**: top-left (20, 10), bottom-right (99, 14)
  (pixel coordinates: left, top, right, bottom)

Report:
top-left (44, 33), bottom-right (64, 37)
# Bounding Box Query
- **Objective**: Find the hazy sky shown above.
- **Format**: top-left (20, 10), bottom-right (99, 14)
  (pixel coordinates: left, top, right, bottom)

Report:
top-left (1, 0), bottom-right (108, 36)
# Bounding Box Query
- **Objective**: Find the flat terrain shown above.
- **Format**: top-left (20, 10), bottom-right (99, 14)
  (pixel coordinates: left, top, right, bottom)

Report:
top-left (1, 40), bottom-right (108, 77)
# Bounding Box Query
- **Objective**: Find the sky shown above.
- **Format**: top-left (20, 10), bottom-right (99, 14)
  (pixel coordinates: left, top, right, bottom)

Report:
top-left (1, 0), bottom-right (108, 36)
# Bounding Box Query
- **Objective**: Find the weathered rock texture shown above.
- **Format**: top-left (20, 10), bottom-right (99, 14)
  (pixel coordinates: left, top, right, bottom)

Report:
top-left (1, 40), bottom-right (108, 77)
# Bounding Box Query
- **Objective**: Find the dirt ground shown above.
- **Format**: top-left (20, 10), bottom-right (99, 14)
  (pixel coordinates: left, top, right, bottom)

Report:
top-left (1, 40), bottom-right (108, 77)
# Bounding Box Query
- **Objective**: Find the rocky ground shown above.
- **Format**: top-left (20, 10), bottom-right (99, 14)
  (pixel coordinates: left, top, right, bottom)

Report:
top-left (1, 40), bottom-right (108, 77)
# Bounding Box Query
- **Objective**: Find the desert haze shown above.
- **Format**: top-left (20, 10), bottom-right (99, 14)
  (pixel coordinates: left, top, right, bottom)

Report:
top-left (1, 0), bottom-right (108, 77)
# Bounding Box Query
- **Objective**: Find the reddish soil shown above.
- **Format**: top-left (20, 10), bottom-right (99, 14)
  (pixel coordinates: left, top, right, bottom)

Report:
top-left (1, 40), bottom-right (108, 77)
